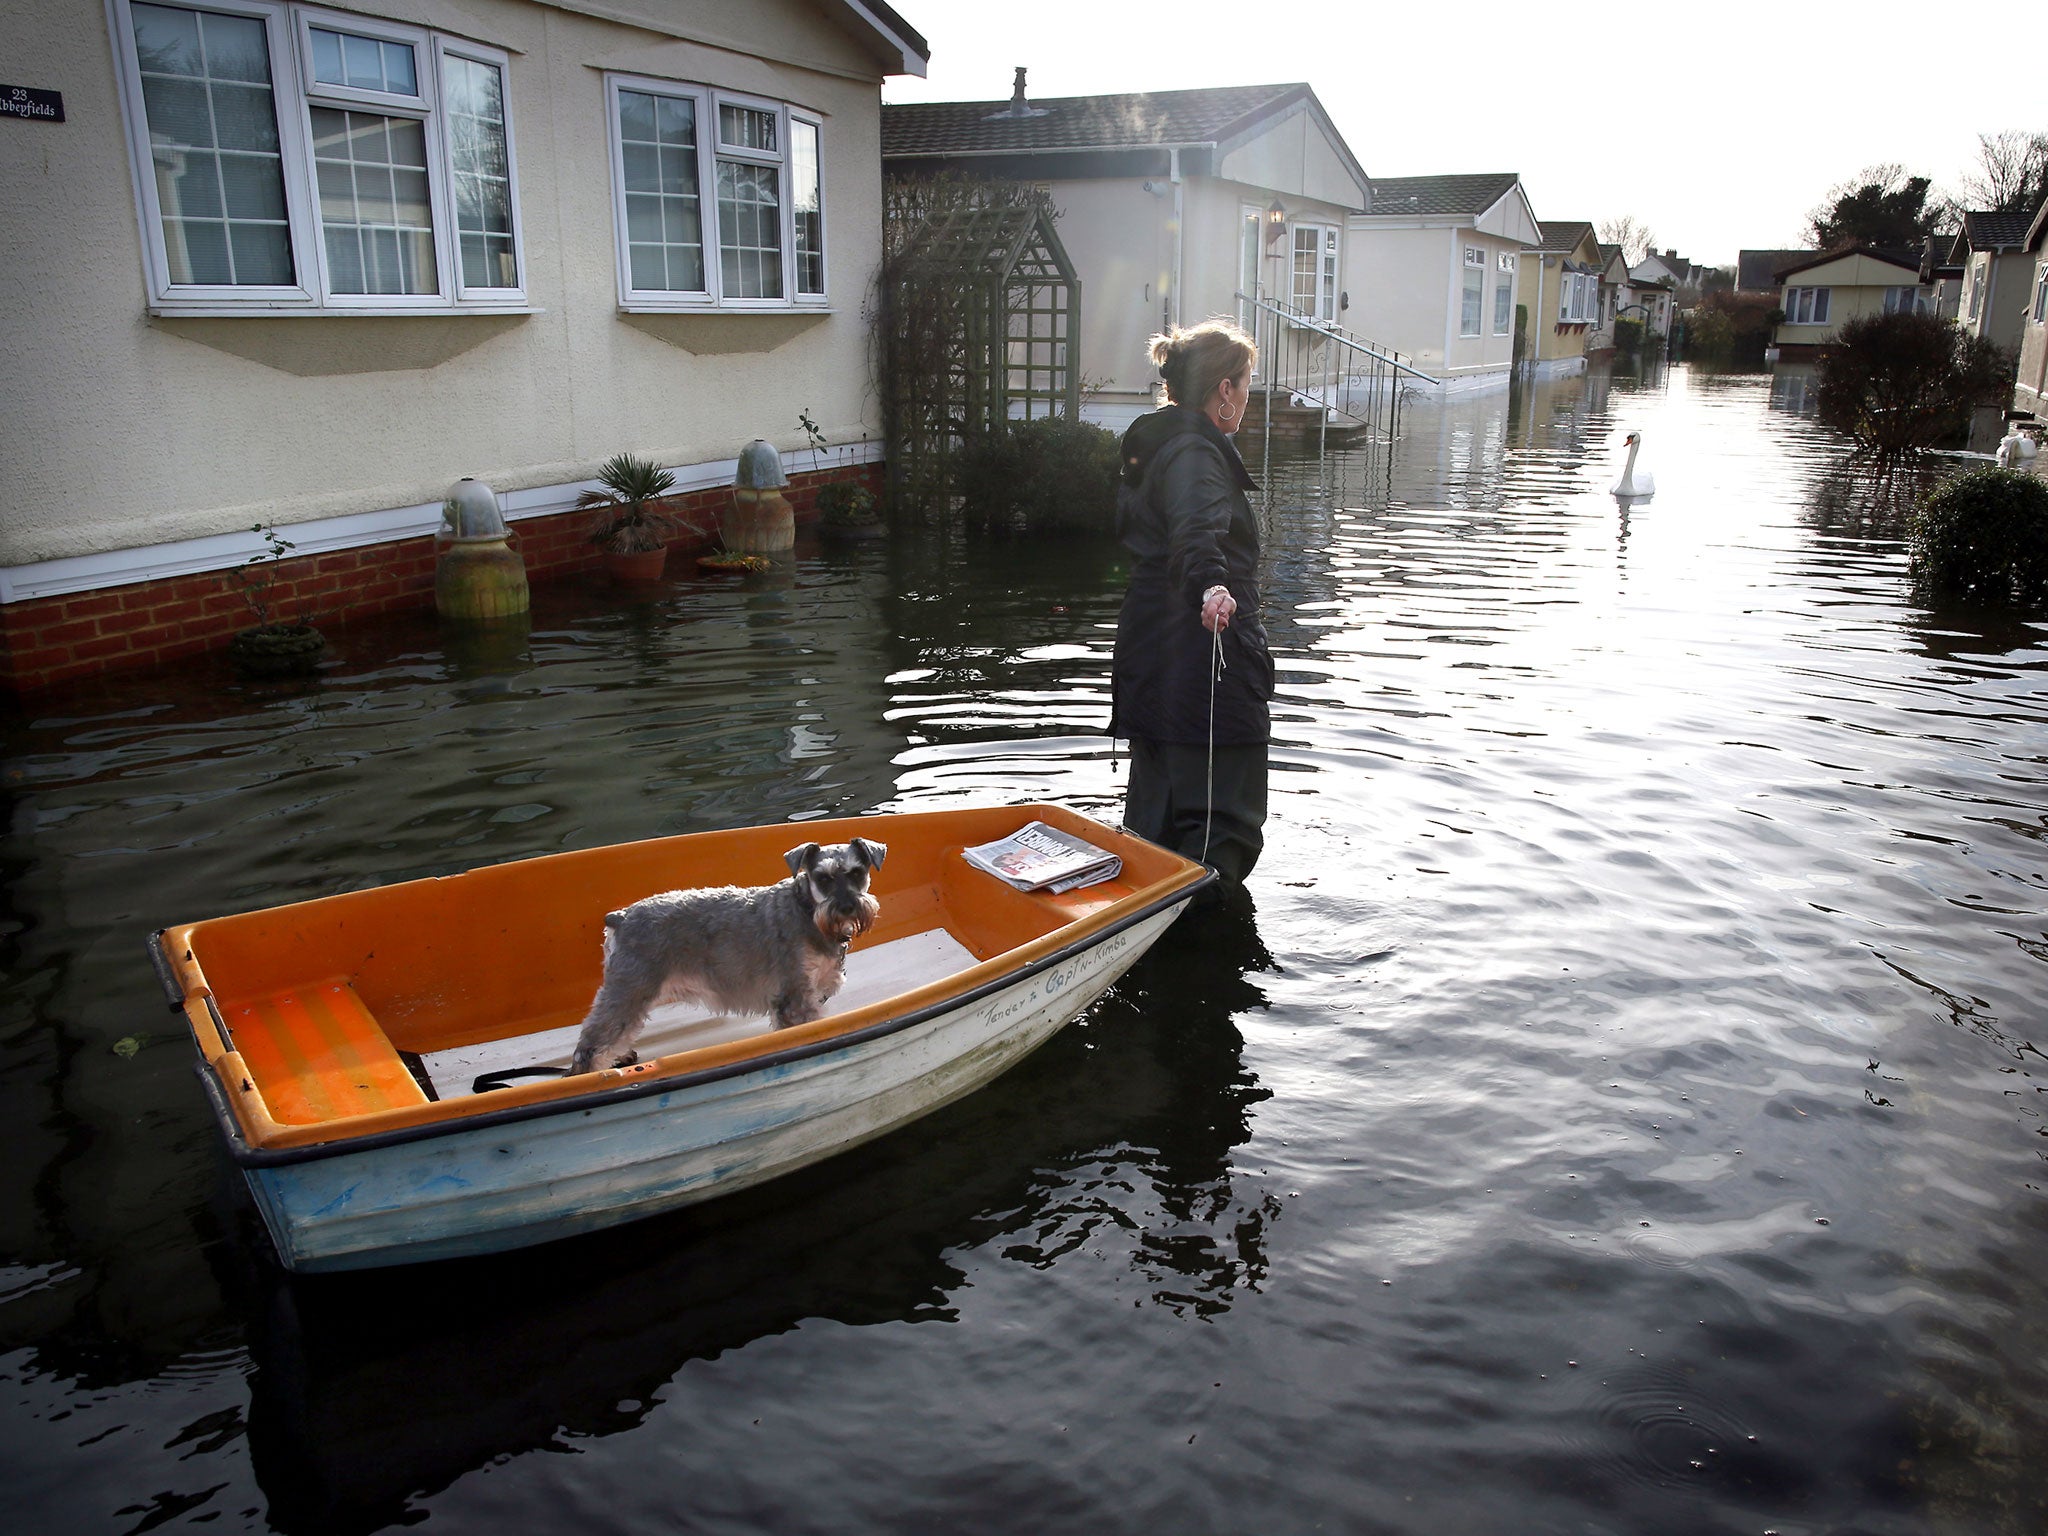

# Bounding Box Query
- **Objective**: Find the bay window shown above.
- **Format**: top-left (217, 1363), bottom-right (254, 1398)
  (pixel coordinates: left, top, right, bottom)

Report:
top-left (112, 0), bottom-right (525, 312)
top-left (608, 75), bottom-right (827, 309)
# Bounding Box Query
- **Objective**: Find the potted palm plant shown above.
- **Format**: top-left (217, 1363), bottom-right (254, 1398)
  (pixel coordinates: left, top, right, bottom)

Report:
top-left (226, 522), bottom-right (326, 678)
top-left (581, 453), bottom-right (680, 581)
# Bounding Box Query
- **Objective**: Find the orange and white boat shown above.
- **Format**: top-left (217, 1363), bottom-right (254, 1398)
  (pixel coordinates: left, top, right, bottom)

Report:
top-left (149, 805), bottom-right (1209, 1272)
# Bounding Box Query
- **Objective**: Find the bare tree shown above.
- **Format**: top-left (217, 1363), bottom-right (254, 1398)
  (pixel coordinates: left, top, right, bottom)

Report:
top-left (1599, 215), bottom-right (1656, 265)
top-left (1955, 131), bottom-right (2048, 214)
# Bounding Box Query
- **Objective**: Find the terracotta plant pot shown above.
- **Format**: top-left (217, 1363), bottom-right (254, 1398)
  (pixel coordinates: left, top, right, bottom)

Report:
top-left (604, 546), bottom-right (668, 582)
top-left (228, 622), bottom-right (326, 679)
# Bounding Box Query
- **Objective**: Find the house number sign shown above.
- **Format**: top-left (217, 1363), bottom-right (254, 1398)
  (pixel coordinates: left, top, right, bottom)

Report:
top-left (2, 86), bottom-right (65, 123)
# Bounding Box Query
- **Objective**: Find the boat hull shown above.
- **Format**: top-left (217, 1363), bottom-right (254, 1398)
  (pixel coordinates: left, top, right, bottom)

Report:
top-left (236, 902), bottom-right (1183, 1271)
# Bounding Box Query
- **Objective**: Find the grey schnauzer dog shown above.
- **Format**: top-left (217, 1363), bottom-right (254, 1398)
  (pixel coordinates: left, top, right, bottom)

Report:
top-left (565, 838), bottom-right (887, 1075)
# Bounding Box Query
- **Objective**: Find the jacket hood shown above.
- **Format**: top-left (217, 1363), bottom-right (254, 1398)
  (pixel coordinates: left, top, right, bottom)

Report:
top-left (1118, 406), bottom-right (1257, 490)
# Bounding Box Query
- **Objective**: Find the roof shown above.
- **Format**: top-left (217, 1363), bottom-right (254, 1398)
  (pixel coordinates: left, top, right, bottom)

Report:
top-left (1772, 245), bottom-right (1923, 282)
top-left (1532, 220), bottom-right (1597, 255)
top-left (883, 82), bottom-right (1315, 157)
top-left (1923, 232), bottom-right (1964, 277)
top-left (823, 0), bottom-right (929, 77)
top-left (1960, 209), bottom-right (2035, 251)
top-left (1359, 172), bottom-right (1520, 219)
top-left (1736, 249), bottom-right (1814, 291)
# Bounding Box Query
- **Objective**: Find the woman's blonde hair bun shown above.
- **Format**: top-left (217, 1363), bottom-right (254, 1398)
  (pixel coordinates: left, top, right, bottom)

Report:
top-left (1149, 319), bottom-right (1257, 409)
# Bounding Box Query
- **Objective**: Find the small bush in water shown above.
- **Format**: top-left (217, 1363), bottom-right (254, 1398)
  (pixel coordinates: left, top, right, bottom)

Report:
top-left (1910, 467), bottom-right (2048, 606)
top-left (955, 416), bottom-right (1120, 536)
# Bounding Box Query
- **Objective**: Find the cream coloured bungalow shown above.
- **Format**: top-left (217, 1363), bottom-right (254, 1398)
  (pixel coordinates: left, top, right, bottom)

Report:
top-left (1520, 221), bottom-right (1604, 378)
top-left (882, 78), bottom-right (1371, 430)
top-left (1, 0), bottom-right (928, 691)
top-left (1341, 172), bottom-right (1539, 392)
top-left (1769, 247), bottom-right (1927, 357)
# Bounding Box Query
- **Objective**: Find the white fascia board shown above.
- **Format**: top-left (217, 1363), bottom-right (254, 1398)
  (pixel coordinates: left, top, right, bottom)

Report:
top-left (0, 442), bottom-right (883, 605)
top-left (831, 0), bottom-right (929, 76)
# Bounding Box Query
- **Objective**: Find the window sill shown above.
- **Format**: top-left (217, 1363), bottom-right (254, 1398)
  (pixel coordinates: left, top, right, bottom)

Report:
top-left (146, 303), bottom-right (543, 319)
top-left (618, 304), bottom-right (836, 316)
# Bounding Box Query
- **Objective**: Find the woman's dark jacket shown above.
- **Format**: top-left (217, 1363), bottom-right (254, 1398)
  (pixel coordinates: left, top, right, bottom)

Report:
top-left (1110, 406), bottom-right (1274, 747)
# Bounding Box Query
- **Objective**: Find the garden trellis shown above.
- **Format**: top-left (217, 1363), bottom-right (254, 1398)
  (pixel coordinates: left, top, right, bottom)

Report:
top-left (878, 184), bottom-right (1081, 515)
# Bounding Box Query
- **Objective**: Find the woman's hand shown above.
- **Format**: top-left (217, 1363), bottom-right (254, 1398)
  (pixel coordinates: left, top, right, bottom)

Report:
top-left (1201, 583), bottom-right (1236, 633)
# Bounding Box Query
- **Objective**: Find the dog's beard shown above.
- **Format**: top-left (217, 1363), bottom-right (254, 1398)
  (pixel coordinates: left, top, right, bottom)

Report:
top-left (814, 894), bottom-right (878, 944)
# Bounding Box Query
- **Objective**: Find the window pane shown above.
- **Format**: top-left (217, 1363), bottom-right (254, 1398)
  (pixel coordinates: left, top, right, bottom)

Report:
top-left (717, 160), bottom-right (781, 297)
top-left (133, 4), bottom-right (293, 287)
top-left (199, 10), bottom-right (268, 82)
top-left (312, 106), bottom-right (437, 294)
top-left (228, 219), bottom-right (293, 284)
top-left (791, 118), bottom-right (822, 294)
top-left (618, 89), bottom-right (705, 294)
top-left (1462, 266), bottom-right (1483, 335)
top-left (442, 55), bottom-right (516, 289)
top-left (1494, 279), bottom-right (1512, 334)
top-left (718, 103), bottom-right (776, 152)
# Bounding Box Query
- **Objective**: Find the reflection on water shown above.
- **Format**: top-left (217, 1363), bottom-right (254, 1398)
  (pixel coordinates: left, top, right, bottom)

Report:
top-left (4, 365), bottom-right (2048, 1533)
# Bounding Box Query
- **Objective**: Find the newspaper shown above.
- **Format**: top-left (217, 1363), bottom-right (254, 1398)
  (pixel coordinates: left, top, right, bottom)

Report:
top-left (962, 820), bottom-right (1122, 894)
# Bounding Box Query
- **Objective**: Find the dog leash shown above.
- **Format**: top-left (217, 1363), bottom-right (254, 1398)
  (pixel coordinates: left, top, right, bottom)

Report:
top-left (1203, 619), bottom-right (1226, 866)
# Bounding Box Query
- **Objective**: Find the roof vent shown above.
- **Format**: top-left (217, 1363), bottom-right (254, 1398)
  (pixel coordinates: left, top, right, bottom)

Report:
top-left (986, 65), bottom-right (1049, 120)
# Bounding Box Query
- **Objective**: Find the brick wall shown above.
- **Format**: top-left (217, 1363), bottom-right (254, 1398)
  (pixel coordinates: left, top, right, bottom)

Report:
top-left (0, 461), bottom-right (883, 695)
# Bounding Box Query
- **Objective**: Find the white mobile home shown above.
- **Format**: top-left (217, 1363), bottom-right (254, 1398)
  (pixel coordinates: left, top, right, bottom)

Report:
top-left (2, 0), bottom-right (927, 689)
top-left (1342, 172), bottom-right (1539, 392)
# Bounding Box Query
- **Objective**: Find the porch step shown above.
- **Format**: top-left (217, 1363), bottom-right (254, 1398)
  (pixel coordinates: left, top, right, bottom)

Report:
top-left (1237, 393), bottom-right (1373, 445)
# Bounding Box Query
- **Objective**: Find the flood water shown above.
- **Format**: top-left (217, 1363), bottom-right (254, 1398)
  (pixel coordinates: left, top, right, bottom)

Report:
top-left (5, 364), bottom-right (2047, 1535)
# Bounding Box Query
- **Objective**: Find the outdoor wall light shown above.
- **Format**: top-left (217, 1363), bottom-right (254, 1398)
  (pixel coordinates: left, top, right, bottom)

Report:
top-left (1265, 200), bottom-right (1287, 244)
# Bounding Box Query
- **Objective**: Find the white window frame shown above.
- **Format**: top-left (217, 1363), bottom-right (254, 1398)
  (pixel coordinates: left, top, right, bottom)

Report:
top-left (1784, 285), bottom-right (1830, 325)
top-left (1291, 221), bottom-right (1337, 322)
top-left (108, 0), bottom-right (528, 316)
top-left (2034, 263), bottom-right (2048, 325)
top-left (605, 72), bottom-right (829, 312)
top-left (1493, 265), bottom-right (1513, 335)
top-left (1459, 248), bottom-right (1484, 337)
top-left (1558, 269), bottom-right (1596, 324)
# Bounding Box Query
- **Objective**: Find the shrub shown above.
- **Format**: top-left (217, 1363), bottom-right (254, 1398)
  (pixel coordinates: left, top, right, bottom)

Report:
top-left (1910, 467), bottom-right (2048, 606)
top-left (1817, 312), bottom-right (2014, 466)
top-left (814, 479), bottom-right (880, 526)
top-left (954, 414), bottom-right (1120, 536)
top-left (1683, 290), bottom-right (1776, 366)
top-left (1613, 317), bottom-right (1643, 358)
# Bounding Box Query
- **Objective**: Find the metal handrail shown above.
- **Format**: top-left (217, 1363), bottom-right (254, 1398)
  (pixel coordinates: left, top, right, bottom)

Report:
top-left (1234, 292), bottom-right (1441, 384)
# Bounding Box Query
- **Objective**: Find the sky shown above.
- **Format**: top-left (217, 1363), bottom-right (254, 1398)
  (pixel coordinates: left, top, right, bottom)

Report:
top-left (880, 0), bottom-right (2033, 267)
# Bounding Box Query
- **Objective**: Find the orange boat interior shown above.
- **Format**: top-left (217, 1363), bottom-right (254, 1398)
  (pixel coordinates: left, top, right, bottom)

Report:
top-left (160, 806), bottom-right (1202, 1149)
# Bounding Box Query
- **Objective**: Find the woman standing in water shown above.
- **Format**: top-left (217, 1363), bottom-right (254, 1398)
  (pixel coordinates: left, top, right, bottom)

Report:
top-left (1112, 319), bottom-right (1274, 899)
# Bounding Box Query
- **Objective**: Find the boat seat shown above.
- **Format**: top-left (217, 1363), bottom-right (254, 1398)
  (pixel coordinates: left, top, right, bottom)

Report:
top-left (224, 980), bottom-right (429, 1124)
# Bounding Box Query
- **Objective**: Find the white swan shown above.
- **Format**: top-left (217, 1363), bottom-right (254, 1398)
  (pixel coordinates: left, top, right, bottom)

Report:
top-left (1612, 430), bottom-right (1655, 499)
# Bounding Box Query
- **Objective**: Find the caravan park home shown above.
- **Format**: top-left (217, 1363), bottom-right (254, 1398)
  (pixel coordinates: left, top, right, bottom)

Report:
top-left (1343, 172), bottom-right (1539, 391)
top-left (1519, 221), bottom-right (1604, 378)
top-left (2010, 199), bottom-right (2048, 421)
top-left (1769, 247), bottom-right (1927, 357)
top-left (1950, 210), bottom-right (2035, 357)
top-left (1, 0), bottom-right (928, 690)
top-left (883, 79), bottom-right (1371, 430)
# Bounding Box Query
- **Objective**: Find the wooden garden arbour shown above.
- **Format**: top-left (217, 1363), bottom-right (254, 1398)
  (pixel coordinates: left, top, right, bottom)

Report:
top-left (881, 195), bottom-right (1082, 513)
